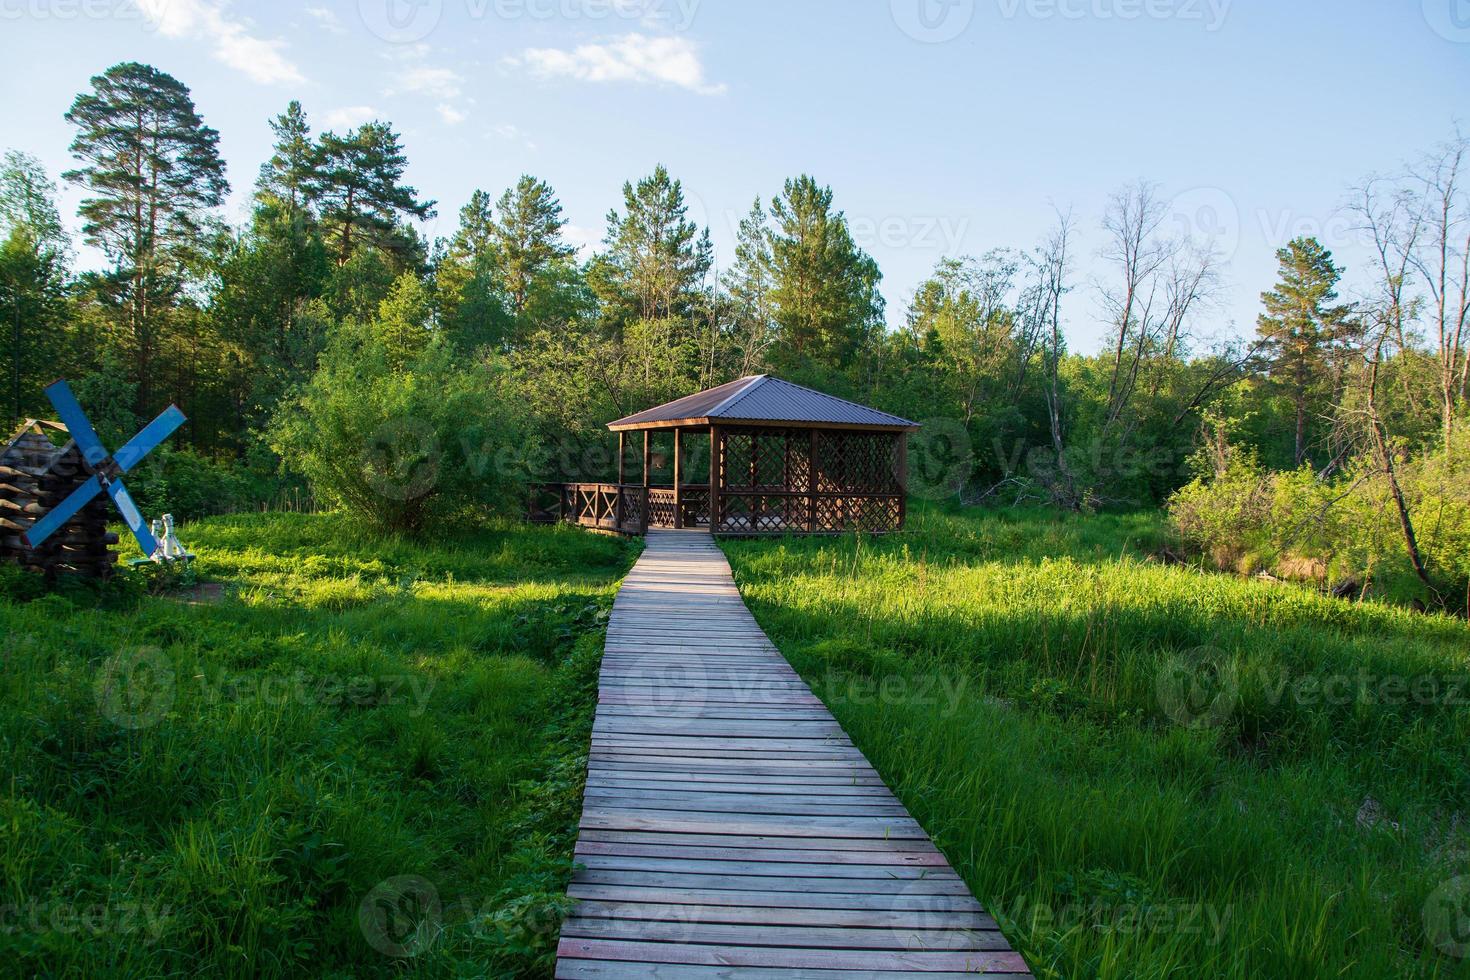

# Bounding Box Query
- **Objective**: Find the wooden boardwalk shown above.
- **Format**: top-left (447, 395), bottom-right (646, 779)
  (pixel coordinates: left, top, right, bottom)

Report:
top-left (556, 530), bottom-right (1031, 978)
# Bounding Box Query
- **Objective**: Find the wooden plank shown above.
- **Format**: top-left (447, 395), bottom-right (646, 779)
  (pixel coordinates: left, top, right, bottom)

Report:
top-left (575, 842), bottom-right (949, 866)
top-left (566, 900), bottom-right (994, 930)
top-left (566, 884), bottom-right (985, 913)
top-left (574, 831), bottom-right (939, 854)
top-left (557, 530), bottom-right (1029, 977)
top-left (557, 939), bottom-right (1033, 974)
top-left (561, 918), bottom-right (1012, 951)
top-left (558, 962), bottom-right (1028, 980)
top-left (574, 855), bottom-right (960, 879)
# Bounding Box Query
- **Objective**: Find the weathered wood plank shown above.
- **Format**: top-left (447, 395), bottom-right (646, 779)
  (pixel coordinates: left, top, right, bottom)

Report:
top-left (566, 899), bottom-right (995, 929)
top-left (557, 963), bottom-right (1029, 980)
top-left (557, 938), bottom-right (1033, 974)
top-left (556, 530), bottom-right (1028, 977)
top-left (566, 884), bottom-right (985, 913)
top-left (561, 918), bottom-right (1012, 951)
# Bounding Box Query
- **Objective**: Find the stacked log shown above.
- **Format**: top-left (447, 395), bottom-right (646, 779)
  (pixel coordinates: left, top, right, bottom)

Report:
top-left (0, 420), bottom-right (119, 579)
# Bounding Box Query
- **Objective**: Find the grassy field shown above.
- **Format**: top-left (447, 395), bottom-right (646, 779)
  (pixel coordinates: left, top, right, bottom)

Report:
top-left (6, 504), bottom-right (1468, 978)
top-left (0, 512), bottom-right (638, 978)
top-left (721, 504), bottom-right (1470, 980)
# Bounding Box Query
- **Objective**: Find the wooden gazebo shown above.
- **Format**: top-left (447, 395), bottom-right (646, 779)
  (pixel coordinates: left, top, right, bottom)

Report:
top-left (532, 375), bottom-right (918, 536)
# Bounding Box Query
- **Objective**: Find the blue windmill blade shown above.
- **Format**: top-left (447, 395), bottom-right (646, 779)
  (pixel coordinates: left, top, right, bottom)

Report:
top-left (106, 479), bottom-right (159, 557)
top-left (43, 379), bottom-right (110, 469)
top-left (114, 405), bottom-right (186, 473)
top-left (23, 474), bottom-right (105, 548)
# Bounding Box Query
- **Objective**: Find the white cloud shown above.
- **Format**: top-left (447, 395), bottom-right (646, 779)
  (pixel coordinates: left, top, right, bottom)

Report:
top-left (507, 33), bottom-right (726, 96)
top-left (382, 42), bottom-right (432, 62)
top-left (324, 105), bottom-right (378, 129)
top-left (139, 0), bottom-right (303, 85)
top-left (304, 6), bottom-right (346, 35)
top-left (391, 65), bottom-right (463, 100)
top-left (384, 56), bottom-right (471, 126)
top-left (494, 124), bottom-right (536, 151)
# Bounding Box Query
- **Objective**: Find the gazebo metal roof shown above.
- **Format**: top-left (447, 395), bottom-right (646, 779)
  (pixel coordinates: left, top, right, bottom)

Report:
top-left (607, 375), bottom-right (918, 432)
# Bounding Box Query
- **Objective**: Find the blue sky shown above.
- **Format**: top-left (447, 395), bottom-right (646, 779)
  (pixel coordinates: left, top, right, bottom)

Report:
top-left (1, 0), bottom-right (1466, 352)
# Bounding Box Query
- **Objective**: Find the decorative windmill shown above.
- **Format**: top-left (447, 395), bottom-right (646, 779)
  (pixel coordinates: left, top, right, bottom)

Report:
top-left (22, 379), bottom-right (187, 562)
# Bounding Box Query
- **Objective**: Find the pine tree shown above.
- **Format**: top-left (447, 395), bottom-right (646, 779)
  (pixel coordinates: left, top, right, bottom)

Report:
top-left (63, 61), bottom-right (229, 414)
top-left (452, 190), bottom-right (496, 265)
top-left (493, 175), bottom-right (574, 316)
top-left (596, 165), bottom-right (712, 324)
top-left (311, 120), bottom-right (435, 267)
top-left (217, 100), bottom-right (332, 406)
top-left (435, 190), bottom-right (511, 352)
top-left (722, 198), bottom-right (776, 376)
top-left (256, 101), bottom-right (316, 220)
top-left (374, 272), bottom-right (433, 370)
top-left (768, 175), bottom-right (883, 370)
top-left (1256, 237), bottom-right (1355, 466)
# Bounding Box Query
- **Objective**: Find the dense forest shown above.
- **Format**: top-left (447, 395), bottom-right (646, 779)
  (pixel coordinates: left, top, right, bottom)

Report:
top-left (1, 62), bottom-right (1465, 606)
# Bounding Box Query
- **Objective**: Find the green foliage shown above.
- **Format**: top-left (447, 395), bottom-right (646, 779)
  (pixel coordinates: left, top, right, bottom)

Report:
top-left (492, 176), bottom-right (576, 319)
top-left (310, 120), bottom-right (435, 267)
top-left (129, 447), bottom-right (281, 521)
top-left (372, 272), bottom-right (433, 369)
top-left (271, 316), bottom-right (537, 534)
top-left (63, 62), bottom-right (228, 415)
top-left (0, 149), bottom-right (68, 259)
top-left (67, 352), bottom-right (139, 446)
top-left (0, 224), bottom-right (70, 421)
top-left (434, 190), bottom-right (513, 354)
top-left (593, 164), bottom-right (712, 324)
top-left (0, 511), bottom-right (636, 977)
top-left (1255, 237), bottom-right (1357, 466)
top-left (768, 175), bottom-right (884, 370)
top-left (1169, 434), bottom-right (1470, 607)
top-left (721, 503), bottom-right (1470, 979)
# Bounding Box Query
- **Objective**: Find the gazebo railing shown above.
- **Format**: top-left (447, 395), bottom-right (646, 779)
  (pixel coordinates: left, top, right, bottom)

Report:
top-left (715, 489), bottom-right (904, 534)
top-left (530, 483), bottom-right (713, 533)
top-left (647, 487), bottom-right (676, 528)
top-left (529, 483), bottom-right (648, 534)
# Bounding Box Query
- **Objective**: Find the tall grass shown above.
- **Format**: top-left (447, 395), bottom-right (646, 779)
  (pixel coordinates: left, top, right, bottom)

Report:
top-left (721, 503), bottom-right (1470, 979)
top-left (0, 513), bottom-right (637, 978)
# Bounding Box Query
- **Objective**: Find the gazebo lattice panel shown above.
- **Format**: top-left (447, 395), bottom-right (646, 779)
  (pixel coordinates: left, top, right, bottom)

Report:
top-left (715, 426), bottom-right (905, 535)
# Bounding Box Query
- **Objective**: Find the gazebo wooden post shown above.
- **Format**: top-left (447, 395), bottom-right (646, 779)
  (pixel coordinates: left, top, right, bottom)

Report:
top-left (673, 428), bottom-right (683, 529)
top-left (898, 431), bottom-right (909, 530)
top-left (708, 425), bottom-right (720, 533)
top-left (615, 431), bottom-right (626, 529)
top-left (642, 431), bottom-right (653, 533)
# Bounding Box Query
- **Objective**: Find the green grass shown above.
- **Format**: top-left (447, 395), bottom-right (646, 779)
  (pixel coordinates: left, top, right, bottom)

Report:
top-left (720, 503), bottom-right (1470, 980)
top-left (0, 512), bottom-right (638, 978)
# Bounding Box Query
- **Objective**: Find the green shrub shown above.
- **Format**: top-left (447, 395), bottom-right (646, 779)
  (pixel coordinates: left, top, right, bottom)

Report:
top-left (130, 447), bottom-right (277, 521)
top-left (1169, 435), bottom-right (1470, 605)
top-left (271, 317), bottom-right (539, 535)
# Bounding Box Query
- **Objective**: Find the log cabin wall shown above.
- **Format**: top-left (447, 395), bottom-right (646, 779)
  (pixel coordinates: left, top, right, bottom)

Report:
top-left (0, 422), bottom-right (119, 579)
